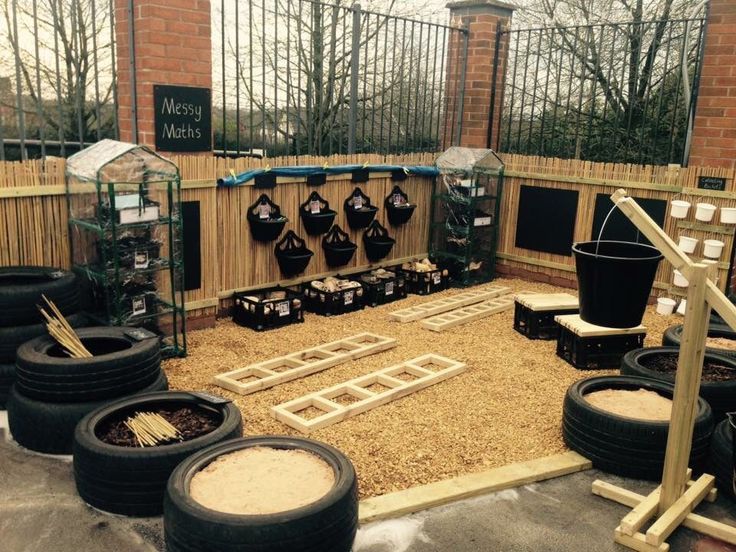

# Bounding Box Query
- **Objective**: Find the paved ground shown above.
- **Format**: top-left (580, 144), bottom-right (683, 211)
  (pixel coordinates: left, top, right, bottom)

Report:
top-left (2, 413), bottom-right (736, 552)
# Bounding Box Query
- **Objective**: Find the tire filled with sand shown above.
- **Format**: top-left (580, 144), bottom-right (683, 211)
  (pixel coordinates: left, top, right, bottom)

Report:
top-left (189, 446), bottom-right (335, 515)
top-left (584, 388), bottom-right (672, 421)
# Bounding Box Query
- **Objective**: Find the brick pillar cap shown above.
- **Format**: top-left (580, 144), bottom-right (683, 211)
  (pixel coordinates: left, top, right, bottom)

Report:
top-left (446, 0), bottom-right (517, 12)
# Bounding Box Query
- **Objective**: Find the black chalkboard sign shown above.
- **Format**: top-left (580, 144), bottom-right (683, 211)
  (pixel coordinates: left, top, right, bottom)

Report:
top-left (181, 201), bottom-right (202, 291)
top-left (591, 193), bottom-right (666, 247)
top-left (154, 85), bottom-right (212, 152)
top-left (515, 186), bottom-right (579, 256)
top-left (698, 176), bottom-right (727, 191)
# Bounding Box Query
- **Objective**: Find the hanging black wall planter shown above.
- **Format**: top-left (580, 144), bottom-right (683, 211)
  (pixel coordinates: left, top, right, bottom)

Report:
top-left (246, 194), bottom-right (288, 242)
top-left (299, 191), bottom-right (337, 235)
top-left (322, 225), bottom-right (357, 267)
top-left (275, 230), bottom-right (314, 277)
top-left (384, 185), bottom-right (416, 226)
top-left (344, 187), bottom-right (378, 229)
top-left (363, 220), bottom-right (395, 262)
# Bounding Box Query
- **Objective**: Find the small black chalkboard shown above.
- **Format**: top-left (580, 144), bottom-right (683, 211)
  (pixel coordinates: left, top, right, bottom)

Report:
top-left (154, 84), bottom-right (212, 152)
top-left (698, 176), bottom-right (727, 191)
top-left (515, 186), bottom-right (579, 256)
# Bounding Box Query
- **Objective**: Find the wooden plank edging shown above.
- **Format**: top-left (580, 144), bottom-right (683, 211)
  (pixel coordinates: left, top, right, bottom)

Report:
top-left (358, 451), bottom-right (592, 523)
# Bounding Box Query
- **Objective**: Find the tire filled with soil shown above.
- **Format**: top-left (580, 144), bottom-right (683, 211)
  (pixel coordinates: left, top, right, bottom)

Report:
top-left (73, 391), bottom-right (243, 517)
top-left (562, 375), bottom-right (714, 480)
top-left (663, 323), bottom-right (736, 360)
top-left (621, 346), bottom-right (736, 421)
top-left (164, 436), bottom-right (358, 552)
top-left (7, 371), bottom-right (169, 454)
top-left (707, 419), bottom-right (736, 501)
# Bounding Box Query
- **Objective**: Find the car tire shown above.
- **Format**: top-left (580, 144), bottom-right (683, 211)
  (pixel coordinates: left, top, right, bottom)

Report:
top-left (164, 436), bottom-right (358, 552)
top-left (0, 267), bottom-right (79, 326)
top-left (663, 323), bottom-right (736, 359)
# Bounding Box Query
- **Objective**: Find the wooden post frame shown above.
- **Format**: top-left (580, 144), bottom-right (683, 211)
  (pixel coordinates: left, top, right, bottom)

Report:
top-left (591, 190), bottom-right (736, 551)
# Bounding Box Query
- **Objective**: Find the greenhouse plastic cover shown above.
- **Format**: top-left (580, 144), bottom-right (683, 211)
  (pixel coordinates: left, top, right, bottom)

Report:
top-left (66, 139), bottom-right (178, 183)
top-left (435, 146), bottom-right (504, 174)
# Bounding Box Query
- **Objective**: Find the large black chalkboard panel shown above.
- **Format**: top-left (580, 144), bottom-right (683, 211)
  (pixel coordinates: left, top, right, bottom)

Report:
top-left (182, 201), bottom-right (202, 291)
top-left (154, 84), bottom-right (212, 152)
top-left (515, 186), bottom-right (579, 256)
top-left (591, 193), bottom-right (666, 247)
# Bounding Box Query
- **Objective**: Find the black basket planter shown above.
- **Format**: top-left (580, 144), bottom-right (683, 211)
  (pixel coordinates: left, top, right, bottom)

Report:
top-left (300, 191), bottom-right (337, 235)
top-left (344, 187), bottom-right (378, 229)
top-left (247, 194), bottom-right (288, 242)
top-left (385, 185), bottom-right (416, 226)
top-left (275, 231), bottom-right (314, 277)
top-left (363, 220), bottom-right (395, 262)
top-left (322, 225), bottom-right (357, 267)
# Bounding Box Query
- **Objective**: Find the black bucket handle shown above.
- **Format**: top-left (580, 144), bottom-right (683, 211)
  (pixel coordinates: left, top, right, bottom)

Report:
top-left (275, 230), bottom-right (306, 253)
top-left (593, 202), bottom-right (642, 258)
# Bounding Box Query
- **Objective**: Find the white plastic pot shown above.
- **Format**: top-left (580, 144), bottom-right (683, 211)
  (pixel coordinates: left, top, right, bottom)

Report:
top-left (656, 297), bottom-right (676, 315)
top-left (722, 207), bottom-right (736, 224)
top-left (678, 236), bottom-right (698, 254)
top-left (676, 299), bottom-right (687, 315)
top-left (673, 269), bottom-right (689, 288)
top-left (670, 200), bottom-right (691, 219)
top-left (703, 239), bottom-right (725, 259)
top-left (695, 202), bottom-right (717, 222)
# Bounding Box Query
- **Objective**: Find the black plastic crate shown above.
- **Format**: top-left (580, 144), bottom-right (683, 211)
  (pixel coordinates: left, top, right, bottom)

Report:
top-left (514, 302), bottom-right (579, 340)
top-left (232, 287), bottom-right (304, 331)
top-left (351, 270), bottom-right (407, 307)
top-left (302, 280), bottom-right (365, 316)
top-left (556, 325), bottom-right (645, 370)
top-left (399, 263), bottom-right (450, 296)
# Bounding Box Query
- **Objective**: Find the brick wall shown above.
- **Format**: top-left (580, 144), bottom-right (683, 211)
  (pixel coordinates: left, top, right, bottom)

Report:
top-left (688, 0), bottom-right (736, 169)
top-left (443, 0), bottom-right (514, 150)
top-left (114, 0), bottom-right (212, 151)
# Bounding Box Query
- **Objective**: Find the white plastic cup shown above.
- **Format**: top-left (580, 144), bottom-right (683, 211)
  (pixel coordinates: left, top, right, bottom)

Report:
top-left (670, 200), bottom-right (691, 219)
top-left (695, 202), bottom-right (717, 222)
top-left (678, 236), bottom-right (698, 254)
top-left (673, 269), bottom-right (689, 287)
top-left (677, 299), bottom-right (687, 315)
top-left (721, 207), bottom-right (736, 224)
top-left (656, 297), bottom-right (676, 315)
top-left (703, 239), bottom-right (725, 259)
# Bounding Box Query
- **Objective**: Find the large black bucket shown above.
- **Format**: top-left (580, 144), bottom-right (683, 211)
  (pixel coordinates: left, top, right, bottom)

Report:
top-left (573, 240), bottom-right (663, 328)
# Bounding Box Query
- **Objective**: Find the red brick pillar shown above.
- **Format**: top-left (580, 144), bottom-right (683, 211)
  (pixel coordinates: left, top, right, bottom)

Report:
top-left (688, 0), bottom-right (736, 168)
top-left (443, 0), bottom-right (515, 150)
top-left (114, 0), bottom-right (212, 151)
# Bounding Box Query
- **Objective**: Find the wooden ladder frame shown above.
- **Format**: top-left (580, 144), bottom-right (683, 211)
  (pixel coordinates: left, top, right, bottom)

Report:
top-left (388, 286), bottom-right (511, 322)
top-left (271, 354), bottom-right (466, 432)
top-left (212, 333), bottom-right (397, 395)
top-left (594, 189), bottom-right (736, 551)
top-left (420, 294), bottom-right (516, 332)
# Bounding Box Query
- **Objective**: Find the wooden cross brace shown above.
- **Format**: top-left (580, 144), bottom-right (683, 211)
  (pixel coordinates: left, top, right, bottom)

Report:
top-left (590, 189), bottom-right (736, 551)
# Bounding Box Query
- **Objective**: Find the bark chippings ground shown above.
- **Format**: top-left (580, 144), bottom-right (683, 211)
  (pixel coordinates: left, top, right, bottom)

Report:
top-left (163, 277), bottom-right (680, 499)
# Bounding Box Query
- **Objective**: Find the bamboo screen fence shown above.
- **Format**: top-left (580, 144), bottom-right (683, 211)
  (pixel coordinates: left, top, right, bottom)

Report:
top-left (0, 153), bottom-right (436, 318)
top-left (497, 154), bottom-right (736, 297)
top-left (2, 151), bottom-right (736, 319)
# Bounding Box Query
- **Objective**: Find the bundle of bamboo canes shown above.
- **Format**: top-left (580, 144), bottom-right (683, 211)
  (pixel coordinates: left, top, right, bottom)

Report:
top-left (124, 412), bottom-right (182, 447)
top-left (39, 295), bottom-right (92, 358)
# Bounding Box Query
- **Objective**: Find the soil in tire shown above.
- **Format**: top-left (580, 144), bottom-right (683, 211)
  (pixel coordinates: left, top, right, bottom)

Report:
top-left (640, 352), bottom-right (736, 382)
top-left (96, 405), bottom-right (221, 447)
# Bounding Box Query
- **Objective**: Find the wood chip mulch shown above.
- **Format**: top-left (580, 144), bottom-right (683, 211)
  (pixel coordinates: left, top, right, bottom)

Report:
top-left (163, 277), bottom-right (679, 499)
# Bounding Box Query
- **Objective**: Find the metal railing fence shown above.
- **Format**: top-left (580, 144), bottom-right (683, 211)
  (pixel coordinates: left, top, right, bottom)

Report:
top-left (213, 0), bottom-right (468, 157)
top-left (0, 0), bottom-right (118, 161)
top-left (490, 18), bottom-right (706, 166)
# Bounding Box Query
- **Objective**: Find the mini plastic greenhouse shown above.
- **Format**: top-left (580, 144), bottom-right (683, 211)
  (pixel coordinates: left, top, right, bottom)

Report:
top-left (430, 147), bottom-right (505, 286)
top-left (66, 139), bottom-right (187, 357)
